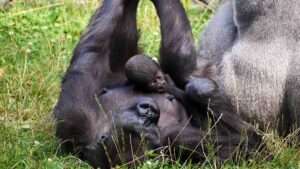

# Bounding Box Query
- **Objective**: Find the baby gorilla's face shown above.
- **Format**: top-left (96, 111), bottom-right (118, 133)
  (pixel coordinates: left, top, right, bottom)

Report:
top-left (148, 71), bottom-right (167, 93)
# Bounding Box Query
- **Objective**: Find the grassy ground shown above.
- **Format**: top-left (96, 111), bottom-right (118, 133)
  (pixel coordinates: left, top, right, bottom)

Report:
top-left (1, 0), bottom-right (300, 168)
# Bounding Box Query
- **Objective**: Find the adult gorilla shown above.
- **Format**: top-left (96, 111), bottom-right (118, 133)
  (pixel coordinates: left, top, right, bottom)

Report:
top-left (193, 0), bottom-right (300, 161)
top-left (54, 0), bottom-right (207, 168)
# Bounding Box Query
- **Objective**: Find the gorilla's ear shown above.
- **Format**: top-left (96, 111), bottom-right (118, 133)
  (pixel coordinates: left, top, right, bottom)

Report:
top-left (233, 0), bottom-right (261, 31)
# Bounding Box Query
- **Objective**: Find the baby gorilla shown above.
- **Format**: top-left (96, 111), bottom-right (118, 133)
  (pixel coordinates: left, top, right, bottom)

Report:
top-left (125, 54), bottom-right (217, 105)
top-left (125, 54), bottom-right (168, 93)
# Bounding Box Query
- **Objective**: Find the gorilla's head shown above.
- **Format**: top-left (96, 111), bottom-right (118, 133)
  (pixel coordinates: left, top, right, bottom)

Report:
top-left (79, 85), bottom-right (188, 168)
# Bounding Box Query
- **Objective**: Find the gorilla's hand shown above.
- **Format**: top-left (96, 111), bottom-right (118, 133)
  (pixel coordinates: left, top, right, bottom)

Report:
top-left (185, 78), bottom-right (217, 104)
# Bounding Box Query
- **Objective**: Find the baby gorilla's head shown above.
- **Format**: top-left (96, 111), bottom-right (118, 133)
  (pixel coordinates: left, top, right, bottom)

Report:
top-left (125, 54), bottom-right (166, 93)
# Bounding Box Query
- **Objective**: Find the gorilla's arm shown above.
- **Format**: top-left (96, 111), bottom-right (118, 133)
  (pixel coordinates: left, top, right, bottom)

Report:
top-left (54, 0), bottom-right (139, 151)
top-left (152, 0), bottom-right (218, 99)
top-left (199, 0), bottom-right (237, 64)
top-left (152, 0), bottom-right (197, 87)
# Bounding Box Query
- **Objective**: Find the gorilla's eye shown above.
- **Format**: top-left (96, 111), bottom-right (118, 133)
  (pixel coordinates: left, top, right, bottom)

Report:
top-left (167, 95), bottom-right (176, 102)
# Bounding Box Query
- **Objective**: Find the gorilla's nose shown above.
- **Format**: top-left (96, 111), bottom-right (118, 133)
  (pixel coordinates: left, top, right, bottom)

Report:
top-left (137, 99), bottom-right (160, 125)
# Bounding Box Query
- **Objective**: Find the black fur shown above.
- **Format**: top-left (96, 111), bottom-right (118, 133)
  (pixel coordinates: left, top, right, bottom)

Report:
top-left (54, 0), bottom-right (208, 168)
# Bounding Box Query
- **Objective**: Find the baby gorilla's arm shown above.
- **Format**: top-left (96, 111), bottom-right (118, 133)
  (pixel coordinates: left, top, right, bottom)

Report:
top-left (164, 74), bottom-right (186, 103)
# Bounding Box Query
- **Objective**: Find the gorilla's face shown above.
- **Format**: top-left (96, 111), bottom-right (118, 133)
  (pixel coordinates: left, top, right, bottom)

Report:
top-left (99, 85), bottom-right (188, 131)
top-left (81, 85), bottom-right (188, 168)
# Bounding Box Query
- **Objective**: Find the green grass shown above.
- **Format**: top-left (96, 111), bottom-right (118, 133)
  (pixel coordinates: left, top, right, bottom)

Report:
top-left (0, 0), bottom-right (300, 168)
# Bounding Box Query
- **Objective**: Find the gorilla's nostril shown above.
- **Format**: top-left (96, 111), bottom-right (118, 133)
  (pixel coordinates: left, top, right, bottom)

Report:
top-left (98, 133), bottom-right (108, 140)
top-left (136, 100), bottom-right (160, 126)
top-left (139, 103), bottom-right (150, 109)
top-left (100, 135), bottom-right (107, 140)
top-left (137, 100), bottom-right (160, 117)
top-left (137, 103), bottom-right (151, 116)
top-left (96, 134), bottom-right (109, 145)
top-left (99, 88), bottom-right (108, 95)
